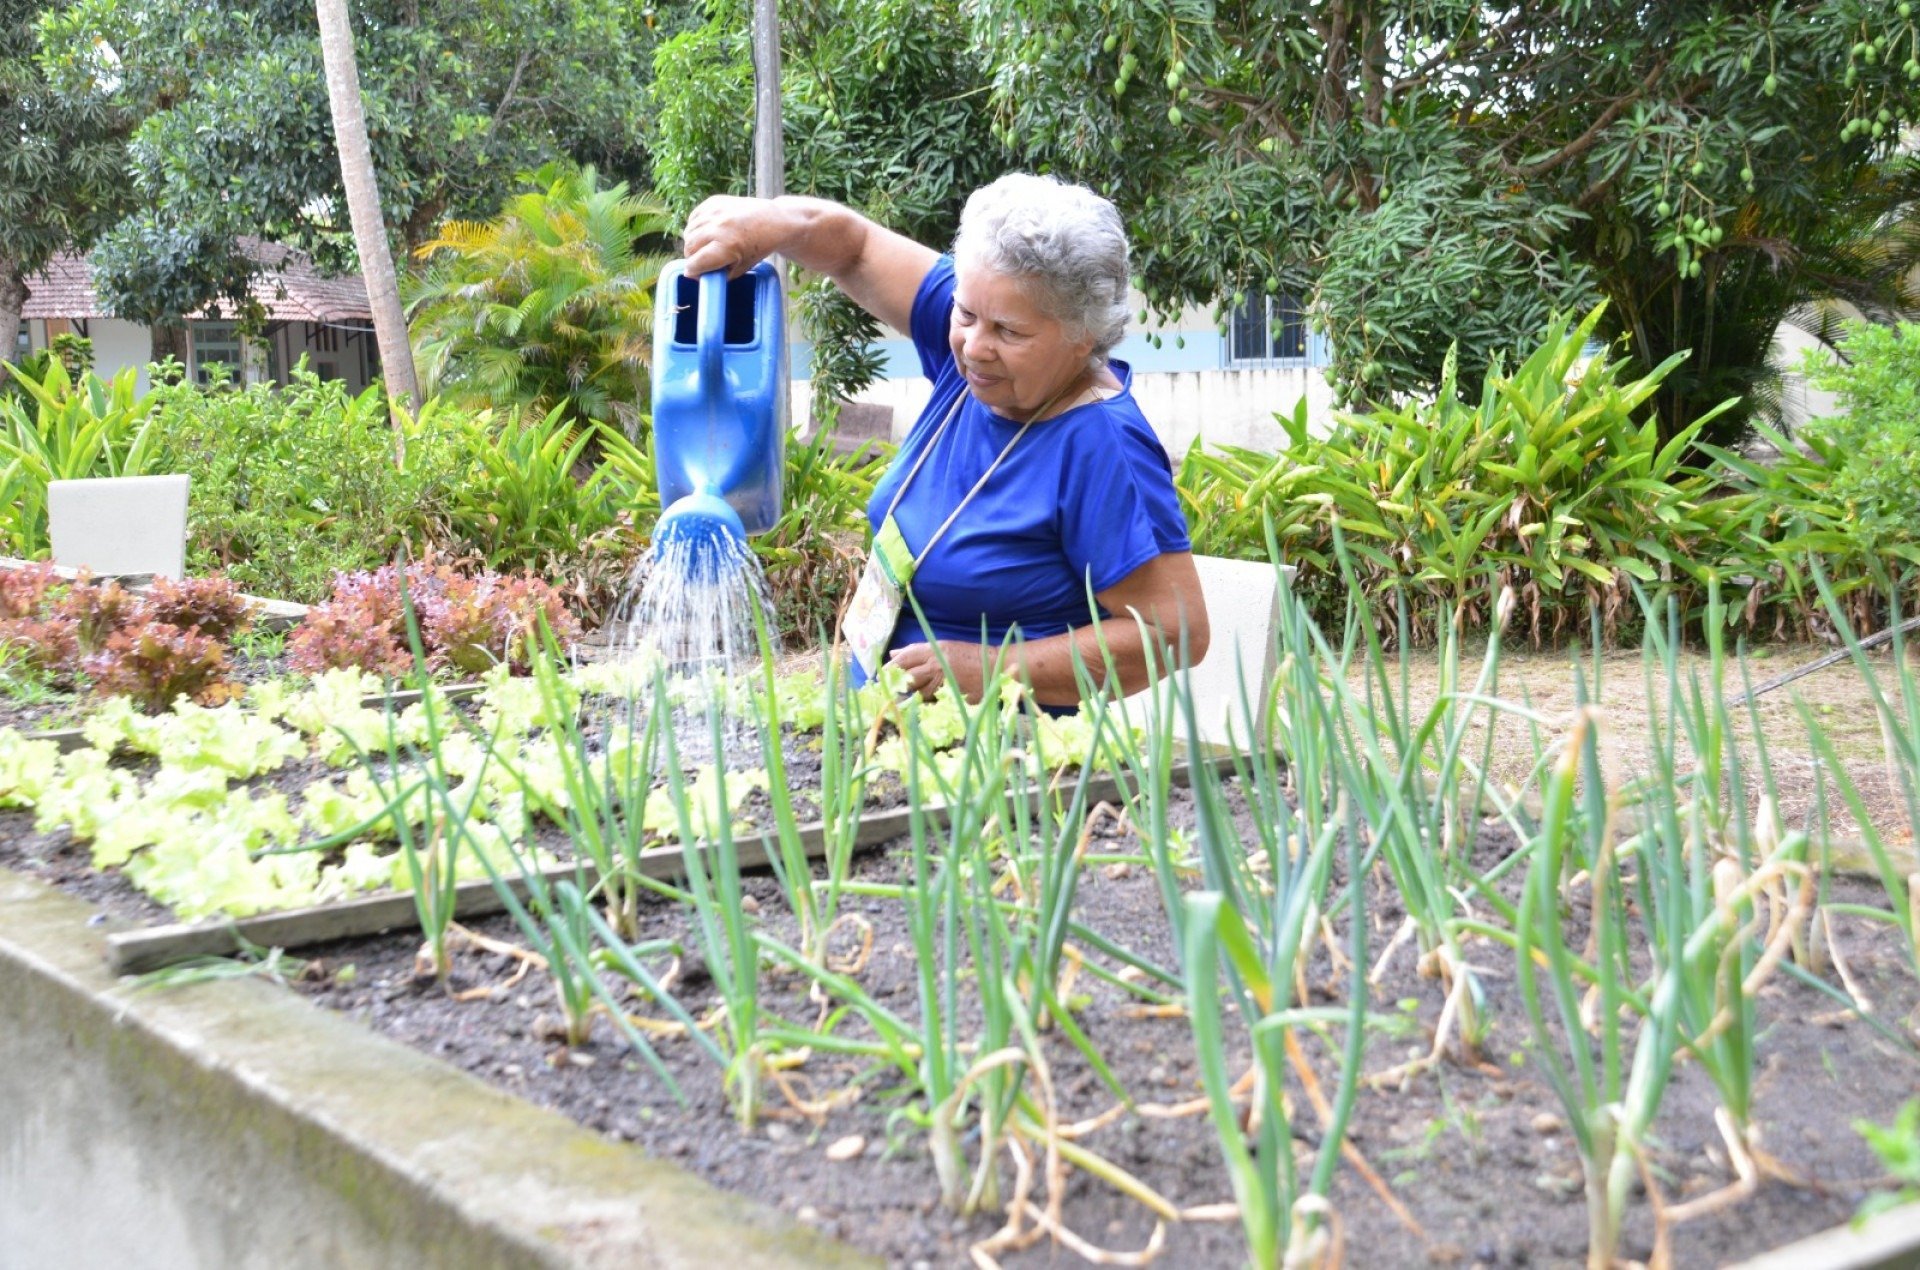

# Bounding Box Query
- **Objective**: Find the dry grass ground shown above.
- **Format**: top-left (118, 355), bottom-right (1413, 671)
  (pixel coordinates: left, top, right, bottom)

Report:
top-left (1347, 640), bottom-right (1916, 845)
top-left (777, 637), bottom-right (1914, 845)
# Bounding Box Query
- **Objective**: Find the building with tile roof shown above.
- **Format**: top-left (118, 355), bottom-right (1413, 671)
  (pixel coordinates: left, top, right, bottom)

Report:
top-left (14, 240), bottom-right (382, 393)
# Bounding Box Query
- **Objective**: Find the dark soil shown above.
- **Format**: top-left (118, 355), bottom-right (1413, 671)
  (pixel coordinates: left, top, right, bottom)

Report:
top-left (268, 793), bottom-right (1920, 1270)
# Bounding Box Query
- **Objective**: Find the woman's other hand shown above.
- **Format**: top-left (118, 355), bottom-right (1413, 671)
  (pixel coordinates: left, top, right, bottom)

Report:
top-left (888, 640), bottom-right (987, 703)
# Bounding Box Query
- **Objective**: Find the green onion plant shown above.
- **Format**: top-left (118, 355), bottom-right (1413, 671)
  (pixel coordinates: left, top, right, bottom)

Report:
top-left (1514, 708), bottom-right (1681, 1270)
top-left (1802, 561), bottom-right (1920, 996)
top-left (654, 687), bottom-right (772, 1129)
top-left (1630, 584), bottom-right (1815, 1196)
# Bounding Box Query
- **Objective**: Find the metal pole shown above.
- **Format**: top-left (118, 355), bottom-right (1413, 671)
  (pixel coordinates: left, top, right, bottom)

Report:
top-left (751, 0), bottom-right (784, 204)
top-left (751, 0), bottom-right (791, 431)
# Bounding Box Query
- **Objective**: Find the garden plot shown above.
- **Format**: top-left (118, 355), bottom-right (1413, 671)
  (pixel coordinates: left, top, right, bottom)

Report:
top-left (4, 577), bottom-right (1920, 1269)
top-left (0, 650), bottom-right (1179, 968)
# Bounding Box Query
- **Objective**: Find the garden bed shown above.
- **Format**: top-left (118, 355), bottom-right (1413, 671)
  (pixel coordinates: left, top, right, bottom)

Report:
top-left (5, 585), bottom-right (1920, 1269)
top-left (272, 798), bottom-right (1916, 1270)
top-left (0, 865), bottom-right (867, 1270)
top-left (6, 789), bottom-right (1912, 1269)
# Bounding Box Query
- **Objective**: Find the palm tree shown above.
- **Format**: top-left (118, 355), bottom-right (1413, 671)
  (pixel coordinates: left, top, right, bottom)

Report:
top-left (314, 0), bottom-right (421, 416)
top-left (406, 163), bottom-right (675, 439)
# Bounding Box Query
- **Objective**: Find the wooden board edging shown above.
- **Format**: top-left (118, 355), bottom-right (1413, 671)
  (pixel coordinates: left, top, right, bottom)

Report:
top-left (104, 750), bottom-right (1243, 976)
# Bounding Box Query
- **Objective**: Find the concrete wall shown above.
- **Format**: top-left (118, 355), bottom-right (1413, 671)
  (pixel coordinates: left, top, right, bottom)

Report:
top-left (0, 867), bottom-right (871, 1270)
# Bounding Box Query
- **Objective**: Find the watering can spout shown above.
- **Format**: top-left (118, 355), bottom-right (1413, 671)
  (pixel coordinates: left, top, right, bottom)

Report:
top-left (650, 259), bottom-right (787, 566)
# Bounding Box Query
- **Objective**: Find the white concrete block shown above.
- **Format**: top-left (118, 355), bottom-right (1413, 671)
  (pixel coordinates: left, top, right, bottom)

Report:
top-left (48, 474), bottom-right (190, 579)
top-left (1122, 556), bottom-right (1294, 752)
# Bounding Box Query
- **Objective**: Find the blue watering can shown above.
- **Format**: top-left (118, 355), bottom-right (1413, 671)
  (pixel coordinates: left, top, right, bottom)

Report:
top-left (650, 261), bottom-right (787, 558)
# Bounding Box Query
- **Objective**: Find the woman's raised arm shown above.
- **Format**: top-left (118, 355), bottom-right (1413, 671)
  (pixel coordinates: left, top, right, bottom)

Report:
top-left (681, 195), bottom-right (938, 334)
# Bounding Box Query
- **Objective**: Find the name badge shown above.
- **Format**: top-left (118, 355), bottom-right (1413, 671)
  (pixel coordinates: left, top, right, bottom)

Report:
top-left (842, 515), bottom-right (915, 679)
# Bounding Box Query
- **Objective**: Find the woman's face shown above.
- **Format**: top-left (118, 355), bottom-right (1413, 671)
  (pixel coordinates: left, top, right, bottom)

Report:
top-left (949, 262), bottom-right (1096, 418)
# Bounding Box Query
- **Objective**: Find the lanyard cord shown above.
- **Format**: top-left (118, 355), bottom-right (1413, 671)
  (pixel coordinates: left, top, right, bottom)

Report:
top-left (882, 374), bottom-right (1086, 571)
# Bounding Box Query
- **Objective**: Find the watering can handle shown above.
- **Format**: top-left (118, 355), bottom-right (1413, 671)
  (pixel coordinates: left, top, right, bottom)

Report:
top-left (697, 269), bottom-right (727, 393)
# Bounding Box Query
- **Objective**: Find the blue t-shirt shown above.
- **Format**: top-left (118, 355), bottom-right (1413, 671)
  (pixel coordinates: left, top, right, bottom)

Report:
top-left (860, 255), bottom-right (1192, 671)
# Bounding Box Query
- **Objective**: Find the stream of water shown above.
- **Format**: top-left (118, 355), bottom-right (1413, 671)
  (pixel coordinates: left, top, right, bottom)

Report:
top-left (599, 532), bottom-right (775, 765)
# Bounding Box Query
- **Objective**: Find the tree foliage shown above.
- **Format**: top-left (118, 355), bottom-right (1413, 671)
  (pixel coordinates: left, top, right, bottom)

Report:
top-left (36, 0), bottom-right (669, 327)
top-left (967, 0), bottom-right (1920, 439)
top-left (0, 0), bottom-right (134, 342)
top-left (651, 0), bottom-right (1008, 407)
top-left (406, 163), bottom-right (675, 437)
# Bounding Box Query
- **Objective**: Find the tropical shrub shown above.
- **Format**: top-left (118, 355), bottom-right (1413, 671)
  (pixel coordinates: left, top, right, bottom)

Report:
top-left (1688, 422), bottom-right (1905, 640)
top-left (426, 402), bottom-right (654, 629)
top-left (0, 336), bottom-right (96, 411)
top-left (1180, 305), bottom-right (1733, 643)
top-left (288, 562), bottom-right (580, 679)
top-left (1180, 302), bottom-right (1920, 644)
top-left (408, 162), bottom-right (675, 438)
top-left (149, 369), bottom-right (465, 605)
top-left (1798, 321), bottom-right (1920, 546)
top-left (0, 360), bottom-right (167, 556)
top-left (439, 403), bottom-right (648, 571)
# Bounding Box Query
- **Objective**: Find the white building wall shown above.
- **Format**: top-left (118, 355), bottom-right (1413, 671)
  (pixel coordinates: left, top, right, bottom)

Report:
top-left (793, 365), bottom-right (1335, 459)
top-left (83, 319), bottom-right (153, 392)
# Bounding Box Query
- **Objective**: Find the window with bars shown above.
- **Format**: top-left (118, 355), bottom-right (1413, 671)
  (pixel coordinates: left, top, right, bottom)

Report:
top-left (191, 321), bottom-right (279, 384)
top-left (1226, 293), bottom-right (1309, 365)
top-left (191, 322), bottom-right (243, 384)
top-left (14, 322), bottom-right (29, 358)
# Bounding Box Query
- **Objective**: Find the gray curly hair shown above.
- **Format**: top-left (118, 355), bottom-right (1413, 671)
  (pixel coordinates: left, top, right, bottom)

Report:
top-left (952, 172), bottom-right (1131, 370)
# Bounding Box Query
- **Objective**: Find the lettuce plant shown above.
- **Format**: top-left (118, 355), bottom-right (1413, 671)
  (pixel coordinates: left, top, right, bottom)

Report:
top-left (84, 620), bottom-right (235, 710)
top-left (140, 575), bottom-right (256, 643)
top-left (289, 561), bottom-right (578, 678)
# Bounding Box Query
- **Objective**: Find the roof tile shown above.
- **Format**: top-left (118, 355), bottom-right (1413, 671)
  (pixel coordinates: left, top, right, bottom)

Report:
top-left (21, 240), bottom-right (374, 324)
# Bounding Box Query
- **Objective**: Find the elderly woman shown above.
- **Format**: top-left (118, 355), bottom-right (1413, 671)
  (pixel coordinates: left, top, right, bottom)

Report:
top-left (682, 173), bottom-right (1207, 707)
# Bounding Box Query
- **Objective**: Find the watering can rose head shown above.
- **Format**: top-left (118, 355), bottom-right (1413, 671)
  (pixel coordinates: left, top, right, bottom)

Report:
top-left (653, 491), bottom-right (746, 554)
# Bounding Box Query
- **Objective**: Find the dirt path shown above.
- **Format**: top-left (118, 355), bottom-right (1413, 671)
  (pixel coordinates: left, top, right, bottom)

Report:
top-left (1350, 641), bottom-right (1915, 845)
